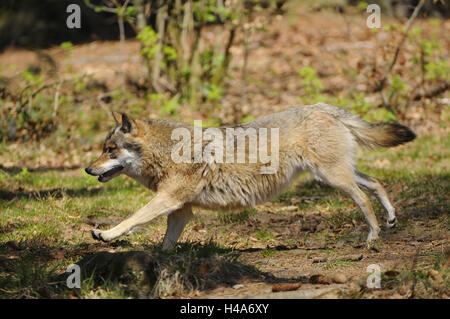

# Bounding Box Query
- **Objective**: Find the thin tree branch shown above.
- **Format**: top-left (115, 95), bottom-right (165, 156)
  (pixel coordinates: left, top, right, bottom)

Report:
top-left (376, 0), bottom-right (427, 114)
top-left (53, 79), bottom-right (63, 118)
top-left (18, 75), bottom-right (85, 112)
top-left (413, 81), bottom-right (449, 101)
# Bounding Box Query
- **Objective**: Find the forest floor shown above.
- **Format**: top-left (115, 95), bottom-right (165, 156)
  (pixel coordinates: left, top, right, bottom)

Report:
top-left (0, 133), bottom-right (448, 299)
top-left (0, 8), bottom-right (448, 298)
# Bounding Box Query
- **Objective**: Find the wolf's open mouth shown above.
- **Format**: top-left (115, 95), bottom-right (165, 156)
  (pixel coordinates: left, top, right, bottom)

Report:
top-left (98, 165), bottom-right (124, 182)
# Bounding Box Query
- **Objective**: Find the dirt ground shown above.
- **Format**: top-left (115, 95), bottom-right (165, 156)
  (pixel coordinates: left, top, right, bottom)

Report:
top-left (192, 210), bottom-right (449, 299)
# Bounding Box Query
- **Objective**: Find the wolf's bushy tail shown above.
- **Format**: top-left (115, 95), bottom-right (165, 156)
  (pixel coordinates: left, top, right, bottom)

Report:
top-left (340, 117), bottom-right (416, 148)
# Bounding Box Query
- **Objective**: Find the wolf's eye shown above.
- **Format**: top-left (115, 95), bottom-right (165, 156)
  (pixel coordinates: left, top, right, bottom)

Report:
top-left (106, 147), bottom-right (115, 153)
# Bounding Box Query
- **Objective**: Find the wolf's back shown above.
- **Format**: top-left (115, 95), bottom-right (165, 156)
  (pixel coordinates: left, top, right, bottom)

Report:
top-left (306, 103), bottom-right (416, 148)
top-left (242, 103), bottom-right (416, 148)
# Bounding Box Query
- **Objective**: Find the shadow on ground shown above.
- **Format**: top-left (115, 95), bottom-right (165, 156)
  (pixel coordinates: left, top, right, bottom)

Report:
top-left (56, 241), bottom-right (311, 298)
top-left (0, 187), bottom-right (104, 201)
top-left (0, 238), bottom-right (309, 298)
top-left (0, 165), bottom-right (82, 175)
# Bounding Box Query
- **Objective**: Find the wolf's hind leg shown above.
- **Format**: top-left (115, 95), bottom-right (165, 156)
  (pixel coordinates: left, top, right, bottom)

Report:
top-left (315, 166), bottom-right (380, 245)
top-left (354, 170), bottom-right (396, 228)
top-left (162, 205), bottom-right (193, 250)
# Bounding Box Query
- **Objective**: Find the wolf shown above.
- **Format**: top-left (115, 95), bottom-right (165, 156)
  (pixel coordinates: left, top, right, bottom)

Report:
top-left (85, 103), bottom-right (415, 249)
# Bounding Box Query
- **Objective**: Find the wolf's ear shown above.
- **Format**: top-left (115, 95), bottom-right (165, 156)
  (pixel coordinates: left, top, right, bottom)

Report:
top-left (120, 113), bottom-right (137, 134)
top-left (111, 111), bottom-right (121, 126)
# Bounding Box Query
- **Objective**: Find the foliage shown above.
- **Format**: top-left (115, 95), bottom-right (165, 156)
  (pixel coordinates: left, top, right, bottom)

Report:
top-left (0, 69), bottom-right (54, 142)
top-left (86, 0), bottom-right (282, 111)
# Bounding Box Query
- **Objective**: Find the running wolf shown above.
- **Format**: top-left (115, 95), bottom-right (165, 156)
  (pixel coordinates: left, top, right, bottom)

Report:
top-left (85, 103), bottom-right (415, 249)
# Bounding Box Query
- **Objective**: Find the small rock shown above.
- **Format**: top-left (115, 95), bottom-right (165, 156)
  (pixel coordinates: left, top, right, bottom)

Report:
top-left (281, 205), bottom-right (299, 212)
top-left (233, 284), bottom-right (244, 289)
top-left (312, 257), bottom-right (327, 263)
top-left (272, 283), bottom-right (302, 292)
top-left (310, 274), bottom-right (333, 285)
top-left (332, 273), bottom-right (347, 284)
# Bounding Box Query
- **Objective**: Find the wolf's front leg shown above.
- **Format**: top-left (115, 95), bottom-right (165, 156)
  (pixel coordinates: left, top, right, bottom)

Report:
top-left (162, 205), bottom-right (193, 250)
top-left (91, 193), bottom-right (183, 242)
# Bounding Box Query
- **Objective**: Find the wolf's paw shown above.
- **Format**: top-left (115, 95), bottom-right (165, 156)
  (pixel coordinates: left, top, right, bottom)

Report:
top-left (91, 229), bottom-right (110, 242)
top-left (367, 228), bottom-right (380, 242)
top-left (366, 238), bottom-right (382, 252)
top-left (386, 217), bottom-right (397, 229)
top-left (366, 229), bottom-right (381, 251)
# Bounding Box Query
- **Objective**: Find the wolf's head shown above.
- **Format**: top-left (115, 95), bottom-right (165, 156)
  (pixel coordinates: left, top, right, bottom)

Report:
top-left (85, 112), bottom-right (144, 183)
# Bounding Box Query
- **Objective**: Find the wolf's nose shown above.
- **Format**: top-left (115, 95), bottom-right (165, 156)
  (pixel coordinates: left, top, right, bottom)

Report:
top-left (85, 167), bottom-right (94, 175)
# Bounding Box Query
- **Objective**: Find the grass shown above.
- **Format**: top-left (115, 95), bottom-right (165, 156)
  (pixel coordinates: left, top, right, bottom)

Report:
top-left (260, 247), bottom-right (276, 258)
top-left (323, 259), bottom-right (355, 270)
top-left (217, 208), bottom-right (257, 224)
top-left (0, 134), bottom-right (448, 298)
top-left (255, 229), bottom-right (275, 242)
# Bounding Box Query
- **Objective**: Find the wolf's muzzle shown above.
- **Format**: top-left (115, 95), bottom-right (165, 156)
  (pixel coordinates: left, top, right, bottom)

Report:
top-left (85, 165), bottom-right (124, 182)
top-left (85, 167), bottom-right (95, 175)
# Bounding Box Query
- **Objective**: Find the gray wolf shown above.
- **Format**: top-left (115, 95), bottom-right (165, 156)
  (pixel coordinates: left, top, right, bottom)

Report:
top-left (85, 103), bottom-right (415, 249)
